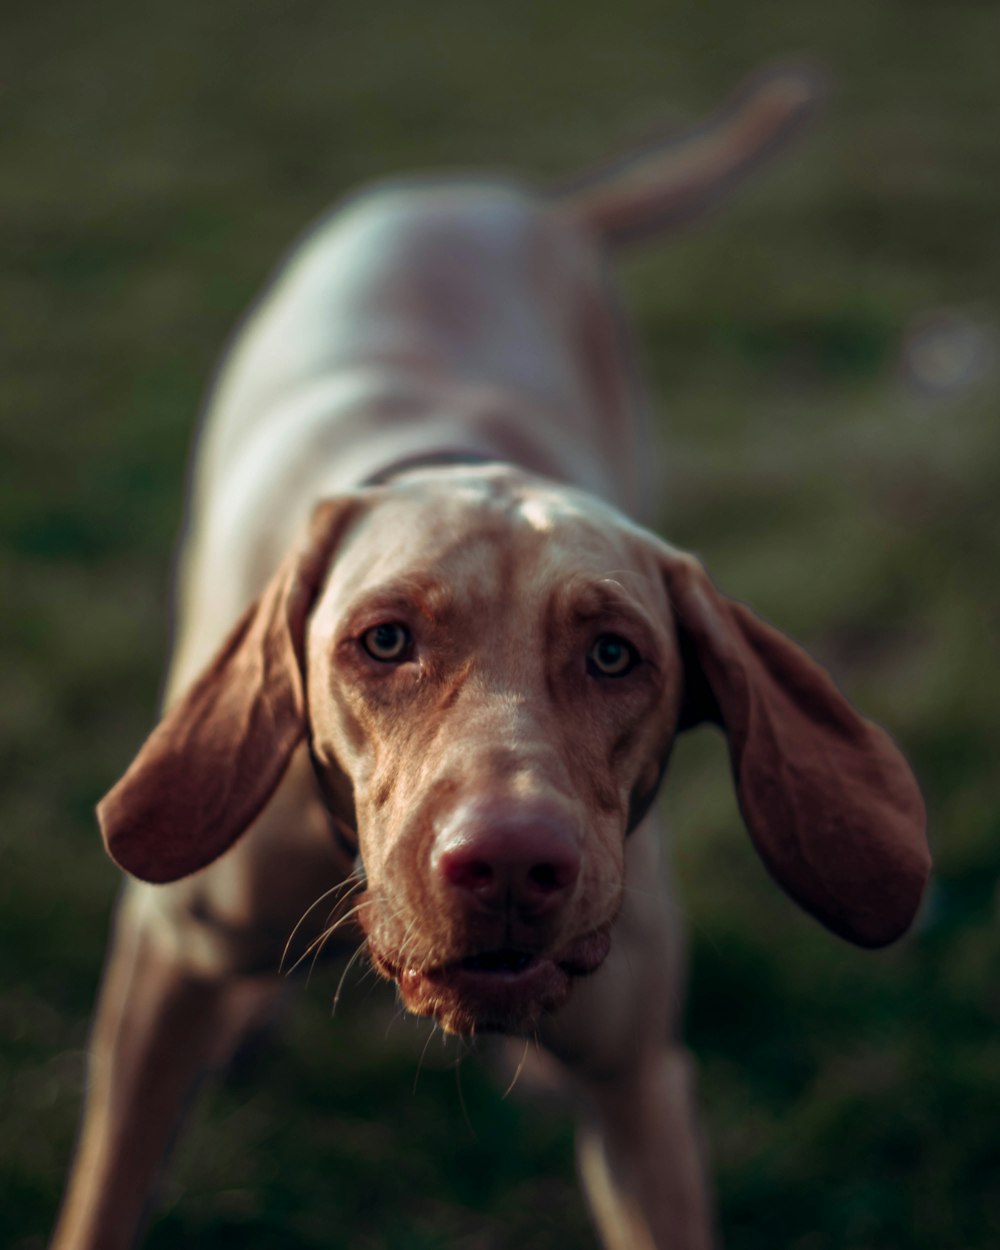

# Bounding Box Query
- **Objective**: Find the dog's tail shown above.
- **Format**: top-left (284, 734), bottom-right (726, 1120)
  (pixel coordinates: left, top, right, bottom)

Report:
top-left (558, 61), bottom-right (825, 247)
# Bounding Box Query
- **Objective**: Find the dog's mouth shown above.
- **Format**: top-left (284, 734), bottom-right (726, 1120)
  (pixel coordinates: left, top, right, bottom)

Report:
top-left (458, 948), bottom-right (536, 974)
top-left (371, 928), bottom-right (611, 1035)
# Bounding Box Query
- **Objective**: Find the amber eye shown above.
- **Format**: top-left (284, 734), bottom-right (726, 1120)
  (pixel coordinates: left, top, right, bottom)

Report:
top-left (588, 633), bottom-right (638, 677)
top-left (362, 622), bottom-right (412, 662)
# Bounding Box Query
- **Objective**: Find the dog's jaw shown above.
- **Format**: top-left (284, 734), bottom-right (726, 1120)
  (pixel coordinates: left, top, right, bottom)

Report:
top-left (368, 925), bottom-right (613, 1035)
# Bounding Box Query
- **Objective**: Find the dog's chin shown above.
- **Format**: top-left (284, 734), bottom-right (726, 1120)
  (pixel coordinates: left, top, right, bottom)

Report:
top-left (371, 928), bottom-right (612, 1036)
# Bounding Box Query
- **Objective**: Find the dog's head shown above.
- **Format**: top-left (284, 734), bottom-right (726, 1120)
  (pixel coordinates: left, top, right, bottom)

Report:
top-left (99, 466), bottom-right (930, 1033)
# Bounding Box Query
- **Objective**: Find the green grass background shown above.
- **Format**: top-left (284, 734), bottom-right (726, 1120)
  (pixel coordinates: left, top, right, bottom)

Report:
top-left (3, 2), bottom-right (999, 1247)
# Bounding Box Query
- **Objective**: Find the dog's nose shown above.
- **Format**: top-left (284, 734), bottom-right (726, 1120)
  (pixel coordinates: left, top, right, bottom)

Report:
top-left (432, 801), bottom-right (581, 917)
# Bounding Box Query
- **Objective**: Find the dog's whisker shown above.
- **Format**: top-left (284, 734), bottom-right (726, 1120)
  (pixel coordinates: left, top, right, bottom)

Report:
top-left (282, 898), bottom-right (369, 981)
top-left (308, 901), bottom-right (372, 987)
top-left (413, 1020), bottom-right (440, 1095)
top-left (280, 877), bottom-right (364, 975)
top-left (330, 941), bottom-right (370, 1020)
top-left (452, 1049), bottom-right (478, 1139)
top-left (501, 1036), bottom-right (532, 1100)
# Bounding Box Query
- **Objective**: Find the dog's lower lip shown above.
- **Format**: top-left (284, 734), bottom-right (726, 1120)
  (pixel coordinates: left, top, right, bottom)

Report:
top-left (378, 927), bottom-right (612, 1034)
top-left (422, 954), bottom-right (567, 1030)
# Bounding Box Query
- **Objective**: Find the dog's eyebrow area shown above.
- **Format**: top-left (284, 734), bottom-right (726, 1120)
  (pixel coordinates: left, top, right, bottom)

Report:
top-left (334, 574), bottom-right (456, 638)
top-left (558, 577), bottom-right (663, 656)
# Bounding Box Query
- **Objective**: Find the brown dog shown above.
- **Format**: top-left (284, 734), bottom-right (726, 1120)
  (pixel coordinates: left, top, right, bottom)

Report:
top-left (52, 66), bottom-right (930, 1250)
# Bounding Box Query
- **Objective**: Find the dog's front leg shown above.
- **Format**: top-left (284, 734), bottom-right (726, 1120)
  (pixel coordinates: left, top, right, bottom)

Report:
top-left (50, 884), bottom-right (285, 1250)
top-left (539, 823), bottom-right (715, 1250)
top-left (574, 1044), bottom-right (714, 1250)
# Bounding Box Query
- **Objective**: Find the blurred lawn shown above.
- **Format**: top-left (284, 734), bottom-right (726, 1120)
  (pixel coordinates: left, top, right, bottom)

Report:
top-left (3, 2), bottom-right (999, 1247)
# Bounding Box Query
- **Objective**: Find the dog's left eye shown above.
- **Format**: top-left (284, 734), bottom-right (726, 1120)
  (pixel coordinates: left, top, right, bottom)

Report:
top-left (588, 633), bottom-right (639, 677)
top-left (362, 622), bottom-right (412, 662)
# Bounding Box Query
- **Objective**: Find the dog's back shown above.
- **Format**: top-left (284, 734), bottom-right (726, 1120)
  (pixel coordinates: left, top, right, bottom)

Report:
top-left (172, 64), bottom-right (822, 688)
top-left (191, 183), bottom-right (638, 534)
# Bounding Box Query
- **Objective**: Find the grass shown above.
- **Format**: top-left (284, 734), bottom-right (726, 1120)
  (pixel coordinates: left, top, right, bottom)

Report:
top-left (3, 1), bottom-right (999, 1247)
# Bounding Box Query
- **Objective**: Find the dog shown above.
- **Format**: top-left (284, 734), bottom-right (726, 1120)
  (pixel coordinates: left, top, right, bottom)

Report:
top-left (51, 65), bottom-right (930, 1250)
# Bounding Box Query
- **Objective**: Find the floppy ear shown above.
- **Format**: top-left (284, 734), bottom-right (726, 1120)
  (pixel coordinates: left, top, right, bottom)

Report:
top-left (663, 551), bottom-right (930, 948)
top-left (98, 499), bottom-right (358, 884)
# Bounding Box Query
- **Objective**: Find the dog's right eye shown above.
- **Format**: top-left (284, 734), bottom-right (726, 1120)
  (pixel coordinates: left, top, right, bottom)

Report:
top-left (361, 622), bottom-right (412, 662)
top-left (587, 633), bottom-right (639, 677)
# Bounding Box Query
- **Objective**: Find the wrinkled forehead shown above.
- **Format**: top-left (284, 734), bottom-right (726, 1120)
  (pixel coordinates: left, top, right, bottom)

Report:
top-left (320, 469), bottom-right (668, 619)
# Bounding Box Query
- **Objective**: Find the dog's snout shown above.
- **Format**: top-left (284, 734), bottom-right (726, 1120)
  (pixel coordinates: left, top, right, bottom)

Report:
top-left (432, 801), bottom-right (581, 917)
